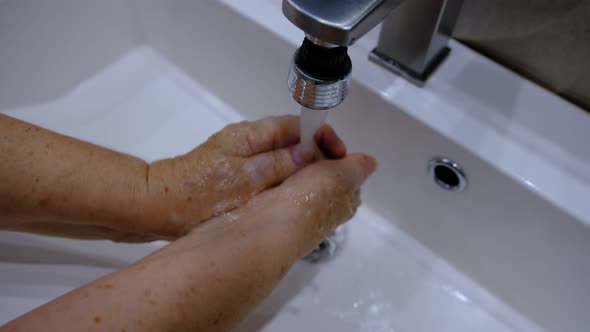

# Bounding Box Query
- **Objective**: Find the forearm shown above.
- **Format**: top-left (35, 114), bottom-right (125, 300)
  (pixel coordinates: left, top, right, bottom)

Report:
top-left (1, 197), bottom-right (306, 332)
top-left (0, 147), bottom-right (375, 332)
top-left (0, 114), bottom-right (149, 234)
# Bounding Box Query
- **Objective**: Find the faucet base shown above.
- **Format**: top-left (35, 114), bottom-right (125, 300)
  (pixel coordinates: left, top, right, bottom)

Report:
top-left (368, 46), bottom-right (450, 87)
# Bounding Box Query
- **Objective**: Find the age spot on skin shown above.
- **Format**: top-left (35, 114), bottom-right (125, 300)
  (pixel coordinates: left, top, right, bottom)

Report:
top-left (213, 312), bottom-right (223, 325)
top-left (94, 316), bottom-right (102, 323)
top-left (37, 198), bottom-right (50, 207)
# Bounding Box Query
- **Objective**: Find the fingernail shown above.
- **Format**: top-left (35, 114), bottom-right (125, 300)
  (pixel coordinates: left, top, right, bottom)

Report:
top-left (359, 154), bottom-right (377, 175)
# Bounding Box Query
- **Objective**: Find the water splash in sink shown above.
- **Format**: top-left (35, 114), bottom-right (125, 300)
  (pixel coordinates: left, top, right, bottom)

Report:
top-left (238, 207), bottom-right (545, 332)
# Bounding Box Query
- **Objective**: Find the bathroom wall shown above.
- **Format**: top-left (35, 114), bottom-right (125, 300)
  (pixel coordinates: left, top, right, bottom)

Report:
top-left (0, 0), bottom-right (142, 110)
top-left (454, 1), bottom-right (590, 111)
top-left (135, 0), bottom-right (295, 117)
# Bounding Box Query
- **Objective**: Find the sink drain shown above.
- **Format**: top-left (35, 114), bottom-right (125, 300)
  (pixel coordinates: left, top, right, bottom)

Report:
top-left (429, 158), bottom-right (467, 192)
top-left (303, 225), bottom-right (345, 263)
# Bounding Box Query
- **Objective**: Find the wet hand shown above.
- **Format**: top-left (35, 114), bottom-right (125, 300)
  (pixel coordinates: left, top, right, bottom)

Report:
top-left (240, 152), bottom-right (377, 256)
top-left (142, 115), bottom-right (346, 238)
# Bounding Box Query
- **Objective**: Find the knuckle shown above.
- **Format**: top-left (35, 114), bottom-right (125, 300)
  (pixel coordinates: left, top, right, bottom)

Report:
top-left (244, 130), bottom-right (258, 155)
top-left (271, 150), bottom-right (288, 180)
top-left (221, 122), bottom-right (244, 135)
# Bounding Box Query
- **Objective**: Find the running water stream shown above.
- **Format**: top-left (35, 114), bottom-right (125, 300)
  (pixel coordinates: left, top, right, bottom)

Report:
top-left (299, 106), bottom-right (328, 155)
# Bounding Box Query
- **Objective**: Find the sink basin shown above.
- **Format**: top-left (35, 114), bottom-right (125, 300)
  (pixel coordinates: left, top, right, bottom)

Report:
top-left (1, 1), bottom-right (590, 331)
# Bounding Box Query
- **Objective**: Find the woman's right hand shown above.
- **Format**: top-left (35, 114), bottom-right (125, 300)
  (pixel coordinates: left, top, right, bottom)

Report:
top-left (3, 152), bottom-right (377, 332)
top-left (240, 152), bottom-right (377, 257)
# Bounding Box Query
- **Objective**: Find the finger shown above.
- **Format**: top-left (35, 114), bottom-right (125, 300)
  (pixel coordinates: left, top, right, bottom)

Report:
top-left (222, 115), bottom-right (301, 157)
top-left (246, 115), bottom-right (301, 155)
top-left (326, 153), bottom-right (377, 189)
top-left (281, 153), bottom-right (377, 197)
top-left (244, 144), bottom-right (311, 191)
top-left (345, 153), bottom-right (377, 185)
top-left (315, 125), bottom-right (347, 159)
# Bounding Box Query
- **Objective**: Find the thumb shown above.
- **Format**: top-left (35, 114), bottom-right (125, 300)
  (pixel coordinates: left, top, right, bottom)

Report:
top-left (333, 153), bottom-right (377, 189)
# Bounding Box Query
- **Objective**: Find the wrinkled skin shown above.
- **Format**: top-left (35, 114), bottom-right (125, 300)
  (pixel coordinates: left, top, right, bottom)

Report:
top-left (1, 115), bottom-right (350, 242)
top-left (0, 114), bottom-right (377, 332)
top-left (143, 115), bottom-right (348, 238)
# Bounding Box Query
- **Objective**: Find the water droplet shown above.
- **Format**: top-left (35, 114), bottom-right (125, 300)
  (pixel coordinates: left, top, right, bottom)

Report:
top-left (368, 304), bottom-right (380, 315)
top-left (223, 212), bottom-right (239, 224)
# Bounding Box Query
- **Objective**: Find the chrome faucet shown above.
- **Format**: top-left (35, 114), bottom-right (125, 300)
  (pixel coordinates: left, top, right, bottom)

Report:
top-left (285, 0), bottom-right (463, 109)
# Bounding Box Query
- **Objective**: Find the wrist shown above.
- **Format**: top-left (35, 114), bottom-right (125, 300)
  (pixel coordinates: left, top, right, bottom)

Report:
top-left (86, 155), bottom-right (154, 234)
top-left (232, 191), bottom-right (323, 259)
top-left (139, 157), bottom-right (198, 238)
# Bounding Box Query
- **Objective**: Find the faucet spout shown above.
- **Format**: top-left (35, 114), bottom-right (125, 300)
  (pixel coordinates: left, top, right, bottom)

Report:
top-left (283, 0), bottom-right (463, 86)
top-left (282, 0), bottom-right (403, 47)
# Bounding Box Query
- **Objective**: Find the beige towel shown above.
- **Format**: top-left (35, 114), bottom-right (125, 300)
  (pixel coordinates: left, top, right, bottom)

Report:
top-left (454, 0), bottom-right (590, 111)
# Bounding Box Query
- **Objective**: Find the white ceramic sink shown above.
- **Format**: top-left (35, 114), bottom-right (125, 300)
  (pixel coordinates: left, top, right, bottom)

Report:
top-left (1, 1), bottom-right (590, 331)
